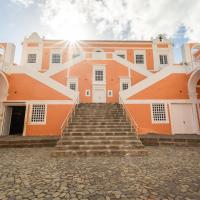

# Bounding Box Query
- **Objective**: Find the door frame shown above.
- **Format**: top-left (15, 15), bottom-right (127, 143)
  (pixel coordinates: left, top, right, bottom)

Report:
top-left (92, 85), bottom-right (106, 103)
top-left (1, 102), bottom-right (28, 136)
top-left (169, 102), bottom-right (200, 135)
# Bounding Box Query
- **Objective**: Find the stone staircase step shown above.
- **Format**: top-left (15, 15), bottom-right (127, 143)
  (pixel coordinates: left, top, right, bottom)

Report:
top-left (57, 139), bottom-right (140, 145)
top-left (52, 103), bottom-right (145, 157)
top-left (60, 136), bottom-right (136, 140)
top-left (62, 132), bottom-right (134, 136)
top-left (56, 144), bottom-right (144, 150)
top-left (51, 149), bottom-right (148, 157)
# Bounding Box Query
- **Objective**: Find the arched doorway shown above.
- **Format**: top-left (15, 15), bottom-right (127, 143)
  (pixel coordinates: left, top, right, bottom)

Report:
top-left (188, 69), bottom-right (200, 99)
top-left (0, 72), bottom-right (9, 101)
top-left (191, 44), bottom-right (200, 68)
top-left (0, 72), bottom-right (9, 135)
top-left (0, 46), bottom-right (5, 67)
top-left (187, 69), bottom-right (200, 133)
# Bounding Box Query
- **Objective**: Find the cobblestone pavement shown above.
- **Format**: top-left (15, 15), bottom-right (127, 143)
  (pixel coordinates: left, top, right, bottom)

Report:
top-left (0, 147), bottom-right (200, 200)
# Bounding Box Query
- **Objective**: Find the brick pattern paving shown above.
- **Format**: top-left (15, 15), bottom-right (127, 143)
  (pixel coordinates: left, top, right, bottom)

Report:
top-left (0, 147), bottom-right (200, 200)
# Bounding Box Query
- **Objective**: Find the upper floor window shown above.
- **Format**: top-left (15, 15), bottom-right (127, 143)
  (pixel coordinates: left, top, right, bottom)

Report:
top-left (159, 55), bottom-right (168, 64)
top-left (136, 55), bottom-right (144, 64)
top-left (52, 53), bottom-right (61, 63)
top-left (95, 70), bottom-right (104, 82)
top-left (72, 52), bottom-right (81, 58)
top-left (122, 82), bottom-right (129, 90)
top-left (69, 82), bottom-right (76, 91)
top-left (27, 54), bottom-right (36, 63)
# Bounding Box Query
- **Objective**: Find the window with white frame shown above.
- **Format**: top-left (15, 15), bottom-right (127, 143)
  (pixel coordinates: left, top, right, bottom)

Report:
top-left (85, 90), bottom-right (90, 96)
top-left (72, 52), bottom-right (81, 58)
top-left (151, 103), bottom-right (168, 123)
top-left (69, 82), bottom-right (76, 91)
top-left (30, 104), bottom-right (46, 124)
top-left (27, 54), bottom-right (37, 63)
top-left (52, 53), bottom-right (61, 63)
top-left (108, 90), bottom-right (113, 97)
top-left (122, 83), bottom-right (129, 90)
top-left (136, 54), bottom-right (144, 64)
top-left (95, 70), bottom-right (104, 82)
top-left (116, 50), bottom-right (127, 59)
top-left (159, 55), bottom-right (168, 64)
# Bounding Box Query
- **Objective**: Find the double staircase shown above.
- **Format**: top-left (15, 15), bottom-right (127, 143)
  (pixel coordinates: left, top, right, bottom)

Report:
top-left (52, 103), bottom-right (147, 156)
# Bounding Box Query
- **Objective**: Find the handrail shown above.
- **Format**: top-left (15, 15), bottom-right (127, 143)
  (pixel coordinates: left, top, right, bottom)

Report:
top-left (119, 95), bottom-right (139, 140)
top-left (60, 93), bottom-right (79, 141)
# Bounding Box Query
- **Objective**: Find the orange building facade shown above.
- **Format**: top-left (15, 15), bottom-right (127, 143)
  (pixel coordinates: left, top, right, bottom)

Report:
top-left (0, 33), bottom-right (200, 137)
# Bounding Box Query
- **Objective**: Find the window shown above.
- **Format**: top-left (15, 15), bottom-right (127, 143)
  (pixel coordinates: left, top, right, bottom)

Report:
top-left (122, 83), bottom-right (129, 90)
top-left (108, 90), bottom-right (113, 97)
top-left (85, 90), bottom-right (90, 96)
top-left (69, 82), bottom-right (76, 91)
top-left (95, 70), bottom-right (104, 82)
top-left (118, 54), bottom-right (125, 59)
top-left (152, 103), bottom-right (168, 123)
top-left (30, 104), bottom-right (46, 124)
top-left (136, 55), bottom-right (144, 64)
top-left (27, 54), bottom-right (36, 63)
top-left (159, 55), bottom-right (168, 64)
top-left (72, 53), bottom-right (80, 58)
top-left (52, 53), bottom-right (61, 63)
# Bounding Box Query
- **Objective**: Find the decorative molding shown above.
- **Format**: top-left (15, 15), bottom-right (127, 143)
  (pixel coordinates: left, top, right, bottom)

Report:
top-left (120, 66), bottom-right (187, 100)
top-left (113, 53), bottom-right (152, 77)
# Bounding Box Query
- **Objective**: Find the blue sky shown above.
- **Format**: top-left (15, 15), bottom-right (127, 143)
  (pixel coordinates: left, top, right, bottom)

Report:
top-left (1, 0), bottom-right (199, 64)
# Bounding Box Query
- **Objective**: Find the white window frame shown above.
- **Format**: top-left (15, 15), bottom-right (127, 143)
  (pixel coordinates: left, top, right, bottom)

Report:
top-left (107, 90), bottom-right (113, 97)
top-left (85, 90), bottom-right (91, 96)
top-left (29, 104), bottom-right (47, 125)
top-left (115, 50), bottom-right (127, 59)
top-left (92, 48), bottom-right (106, 60)
top-left (27, 53), bottom-right (37, 63)
top-left (159, 54), bottom-right (168, 65)
top-left (135, 54), bottom-right (144, 64)
top-left (50, 49), bottom-right (62, 67)
top-left (151, 103), bottom-right (169, 124)
top-left (52, 53), bottom-right (61, 64)
top-left (93, 65), bottom-right (106, 85)
top-left (68, 78), bottom-right (78, 91)
top-left (134, 50), bottom-right (146, 67)
top-left (120, 78), bottom-right (131, 91)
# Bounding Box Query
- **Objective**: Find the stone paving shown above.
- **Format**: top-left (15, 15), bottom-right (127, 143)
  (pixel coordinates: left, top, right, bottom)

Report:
top-left (0, 147), bottom-right (200, 200)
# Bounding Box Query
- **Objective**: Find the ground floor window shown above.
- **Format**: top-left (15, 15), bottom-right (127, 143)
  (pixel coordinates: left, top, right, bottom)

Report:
top-left (30, 104), bottom-right (46, 124)
top-left (151, 103), bottom-right (168, 123)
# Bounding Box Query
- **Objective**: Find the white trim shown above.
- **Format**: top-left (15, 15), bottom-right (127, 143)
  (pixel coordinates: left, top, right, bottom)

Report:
top-left (93, 64), bottom-right (106, 85)
top-left (188, 69), bottom-right (200, 99)
top-left (113, 53), bottom-right (152, 77)
top-left (120, 77), bottom-right (131, 91)
top-left (1, 102), bottom-right (27, 136)
top-left (107, 90), bottom-right (113, 97)
top-left (0, 71), bottom-right (9, 101)
top-left (134, 50), bottom-right (147, 68)
top-left (124, 99), bottom-right (200, 104)
top-left (169, 102), bottom-right (200, 135)
top-left (85, 90), bottom-right (91, 97)
top-left (68, 77), bottom-right (78, 91)
top-left (114, 50), bottom-right (127, 59)
top-left (92, 48), bottom-right (106, 60)
top-left (120, 66), bottom-right (187, 100)
top-left (44, 53), bottom-right (84, 77)
top-left (150, 103), bottom-right (169, 124)
top-left (29, 104), bottom-right (47, 125)
top-left (49, 48), bottom-right (63, 68)
top-left (4, 100), bottom-right (74, 105)
top-left (10, 67), bottom-right (77, 101)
